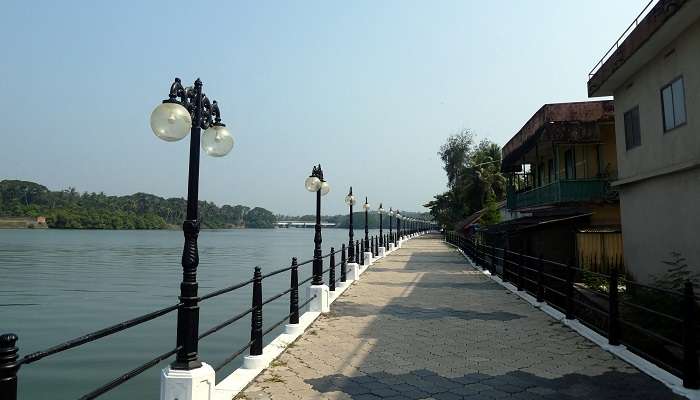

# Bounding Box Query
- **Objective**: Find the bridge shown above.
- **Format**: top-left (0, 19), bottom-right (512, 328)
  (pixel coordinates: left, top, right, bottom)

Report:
top-left (276, 220), bottom-right (337, 228)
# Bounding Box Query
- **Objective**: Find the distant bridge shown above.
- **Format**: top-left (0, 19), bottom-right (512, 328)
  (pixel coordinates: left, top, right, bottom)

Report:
top-left (276, 221), bottom-right (337, 228)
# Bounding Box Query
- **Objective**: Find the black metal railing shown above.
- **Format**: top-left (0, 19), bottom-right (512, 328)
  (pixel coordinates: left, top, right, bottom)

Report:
top-left (0, 234), bottom-right (370, 400)
top-left (445, 231), bottom-right (700, 389)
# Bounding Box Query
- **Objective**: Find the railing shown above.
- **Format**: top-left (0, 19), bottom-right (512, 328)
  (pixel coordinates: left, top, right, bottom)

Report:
top-left (0, 230), bottom-right (410, 400)
top-left (588, 0), bottom-right (656, 79)
top-left (507, 179), bottom-right (609, 209)
top-left (445, 231), bottom-right (700, 389)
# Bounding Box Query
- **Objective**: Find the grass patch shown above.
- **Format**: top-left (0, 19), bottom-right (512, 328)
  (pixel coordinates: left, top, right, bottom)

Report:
top-left (270, 359), bottom-right (287, 368)
top-left (263, 374), bottom-right (285, 383)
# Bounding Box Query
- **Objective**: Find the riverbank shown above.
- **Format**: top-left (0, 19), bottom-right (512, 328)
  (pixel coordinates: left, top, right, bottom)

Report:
top-left (0, 217), bottom-right (48, 229)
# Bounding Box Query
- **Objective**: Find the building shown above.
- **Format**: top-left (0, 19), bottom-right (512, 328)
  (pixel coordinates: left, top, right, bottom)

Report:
top-left (588, 0), bottom-right (700, 281)
top-left (496, 101), bottom-right (622, 269)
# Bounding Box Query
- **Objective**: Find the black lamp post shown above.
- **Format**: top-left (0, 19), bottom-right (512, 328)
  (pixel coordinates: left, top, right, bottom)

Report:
top-left (378, 203), bottom-right (384, 248)
top-left (389, 208), bottom-right (394, 245)
top-left (363, 197), bottom-right (370, 251)
top-left (305, 165), bottom-right (330, 286)
top-left (150, 77), bottom-right (234, 370)
top-left (396, 211), bottom-right (401, 245)
top-left (344, 187), bottom-right (356, 263)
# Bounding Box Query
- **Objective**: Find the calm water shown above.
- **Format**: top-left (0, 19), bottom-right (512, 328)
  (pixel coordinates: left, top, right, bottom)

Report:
top-left (0, 228), bottom-right (380, 399)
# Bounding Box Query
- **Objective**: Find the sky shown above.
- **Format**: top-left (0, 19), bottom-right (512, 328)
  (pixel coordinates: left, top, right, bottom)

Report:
top-left (0, 0), bottom-right (647, 215)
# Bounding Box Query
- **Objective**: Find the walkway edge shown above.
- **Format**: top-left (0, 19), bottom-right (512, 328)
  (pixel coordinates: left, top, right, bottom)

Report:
top-left (213, 235), bottom-right (421, 400)
top-left (446, 241), bottom-right (700, 400)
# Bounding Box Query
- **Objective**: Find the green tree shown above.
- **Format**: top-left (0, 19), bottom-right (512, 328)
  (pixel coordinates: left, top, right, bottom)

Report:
top-left (427, 131), bottom-right (506, 230)
top-left (245, 207), bottom-right (277, 228)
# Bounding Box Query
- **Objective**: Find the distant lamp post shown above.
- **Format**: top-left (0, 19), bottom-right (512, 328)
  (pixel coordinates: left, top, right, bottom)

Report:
top-left (378, 203), bottom-right (384, 248)
top-left (396, 211), bottom-right (401, 245)
top-left (306, 164), bottom-right (330, 286)
top-left (345, 187), bottom-right (356, 263)
top-left (389, 208), bottom-right (394, 244)
top-left (363, 197), bottom-right (370, 250)
top-left (150, 77), bottom-right (233, 371)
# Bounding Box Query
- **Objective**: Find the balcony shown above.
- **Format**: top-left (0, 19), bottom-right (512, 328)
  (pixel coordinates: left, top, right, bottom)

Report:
top-left (507, 179), bottom-right (610, 210)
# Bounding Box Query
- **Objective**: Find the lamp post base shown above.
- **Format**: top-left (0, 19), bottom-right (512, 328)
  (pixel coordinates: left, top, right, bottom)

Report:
top-left (388, 243), bottom-right (396, 252)
top-left (160, 363), bottom-right (215, 400)
top-left (378, 246), bottom-right (386, 258)
top-left (307, 285), bottom-right (329, 313)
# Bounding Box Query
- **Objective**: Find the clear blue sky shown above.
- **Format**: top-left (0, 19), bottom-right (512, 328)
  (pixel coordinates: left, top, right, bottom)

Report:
top-left (0, 0), bottom-right (645, 215)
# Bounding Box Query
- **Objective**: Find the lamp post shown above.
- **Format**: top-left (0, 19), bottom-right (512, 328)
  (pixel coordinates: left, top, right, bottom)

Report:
top-left (345, 187), bottom-right (356, 263)
top-left (150, 77), bottom-right (234, 372)
top-left (396, 211), bottom-right (401, 245)
top-left (389, 208), bottom-right (394, 244)
top-left (305, 165), bottom-right (330, 286)
top-left (363, 197), bottom-right (370, 251)
top-left (378, 203), bottom-right (384, 248)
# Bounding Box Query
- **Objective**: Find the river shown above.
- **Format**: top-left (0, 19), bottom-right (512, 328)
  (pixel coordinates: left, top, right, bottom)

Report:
top-left (0, 227), bottom-right (383, 399)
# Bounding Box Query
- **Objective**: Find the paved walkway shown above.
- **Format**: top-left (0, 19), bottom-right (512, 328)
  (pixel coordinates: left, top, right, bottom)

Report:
top-left (239, 235), bottom-right (681, 399)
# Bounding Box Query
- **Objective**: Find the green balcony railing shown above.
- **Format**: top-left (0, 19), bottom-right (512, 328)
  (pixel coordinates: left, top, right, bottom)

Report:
top-left (507, 179), bottom-right (609, 209)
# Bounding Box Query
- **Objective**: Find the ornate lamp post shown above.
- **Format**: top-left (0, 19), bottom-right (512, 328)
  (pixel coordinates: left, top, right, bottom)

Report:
top-left (345, 187), bottom-right (356, 263)
top-left (396, 211), bottom-right (402, 245)
top-left (150, 77), bottom-right (234, 372)
top-left (378, 203), bottom-right (384, 248)
top-left (363, 197), bottom-right (370, 251)
top-left (389, 208), bottom-right (394, 244)
top-left (305, 165), bottom-right (330, 285)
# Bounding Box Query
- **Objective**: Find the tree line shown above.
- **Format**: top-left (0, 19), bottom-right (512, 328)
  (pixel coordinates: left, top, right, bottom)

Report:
top-left (0, 180), bottom-right (277, 229)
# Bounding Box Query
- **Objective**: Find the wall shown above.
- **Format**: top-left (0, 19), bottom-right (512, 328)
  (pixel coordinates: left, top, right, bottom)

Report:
top-left (610, 17), bottom-right (700, 283)
top-left (612, 19), bottom-right (700, 180)
top-left (619, 167), bottom-right (700, 282)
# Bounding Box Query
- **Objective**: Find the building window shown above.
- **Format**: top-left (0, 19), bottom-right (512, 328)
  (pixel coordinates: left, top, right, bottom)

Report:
top-left (661, 76), bottom-right (687, 131)
top-left (623, 106), bottom-right (641, 150)
top-left (565, 149), bottom-right (575, 180)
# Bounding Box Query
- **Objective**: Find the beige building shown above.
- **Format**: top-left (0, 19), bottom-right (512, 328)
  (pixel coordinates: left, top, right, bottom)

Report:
top-left (588, 0), bottom-right (700, 282)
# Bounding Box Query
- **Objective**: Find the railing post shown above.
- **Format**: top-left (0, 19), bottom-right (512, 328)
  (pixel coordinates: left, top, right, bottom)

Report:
top-left (329, 247), bottom-right (336, 292)
top-left (250, 267), bottom-right (263, 356)
top-left (608, 268), bottom-right (620, 346)
top-left (565, 258), bottom-right (575, 320)
top-left (289, 258), bottom-right (299, 324)
top-left (537, 255), bottom-right (544, 303)
top-left (340, 244), bottom-right (347, 283)
top-left (360, 241), bottom-right (364, 265)
top-left (489, 244), bottom-right (495, 273)
top-left (0, 333), bottom-right (19, 400)
top-left (682, 281), bottom-right (699, 389)
top-left (517, 252), bottom-right (524, 291)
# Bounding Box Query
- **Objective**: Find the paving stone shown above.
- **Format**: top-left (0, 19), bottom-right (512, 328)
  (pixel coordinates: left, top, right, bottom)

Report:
top-left (238, 235), bottom-right (682, 399)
